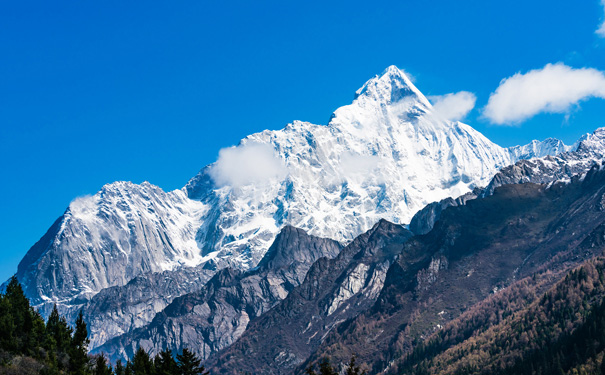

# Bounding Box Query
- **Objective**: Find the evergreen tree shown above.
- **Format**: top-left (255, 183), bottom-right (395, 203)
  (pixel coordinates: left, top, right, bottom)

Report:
top-left (176, 348), bottom-right (209, 375)
top-left (45, 304), bottom-right (73, 354)
top-left (345, 355), bottom-right (367, 375)
top-left (115, 360), bottom-right (125, 375)
top-left (132, 347), bottom-right (153, 375)
top-left (306, 358), bottom-right (338, 375)
top-left (70, 310), bottom-right (90, 375)
top-left (154, 349), bottom-right (178, 375)
top-left (0, 292), bottom-right (16, 352)
top-left (94, 354), bottom-right (113, 375)
top-left (317, 358), bottom-right (337, 375)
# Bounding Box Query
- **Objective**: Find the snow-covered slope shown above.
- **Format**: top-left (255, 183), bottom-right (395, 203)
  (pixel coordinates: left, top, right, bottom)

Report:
top-left (183, 65), bottom-right (565, 271)
top-left (14, 65), bottom-right (571, 313)
top-left (16, 182), bottom-right (207, 306)
top-left (507, 137), bottom-right (575, 161)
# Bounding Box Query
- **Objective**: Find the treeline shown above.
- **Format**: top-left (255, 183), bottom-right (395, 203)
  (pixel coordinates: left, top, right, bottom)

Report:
top-left (395, 258), bottom-right (605, 375)
top-left (305, 355), bottom-right (366, 375)
top-left (0, 276), bottom-right (208, 375)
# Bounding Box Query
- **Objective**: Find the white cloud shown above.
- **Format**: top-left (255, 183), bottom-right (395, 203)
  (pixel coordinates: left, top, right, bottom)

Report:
top-left (209, 142), bottom-right (287, 187)
top-left (484, 63), bottom-right (605, 125)
top-left (428, 91), bottom-right (477, 121)
top-left (340, 152), bottom-right (381, 177)
top-left (597, 0), bottom-right (605, 37)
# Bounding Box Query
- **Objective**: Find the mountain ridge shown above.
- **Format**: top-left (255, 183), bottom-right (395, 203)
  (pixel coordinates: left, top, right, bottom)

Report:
top-left (7, 66), bottom-right (582, 355)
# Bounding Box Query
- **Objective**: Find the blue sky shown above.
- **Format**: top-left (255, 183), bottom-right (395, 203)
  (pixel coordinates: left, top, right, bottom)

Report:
top-left (1, 0), bottom-right (605, 282)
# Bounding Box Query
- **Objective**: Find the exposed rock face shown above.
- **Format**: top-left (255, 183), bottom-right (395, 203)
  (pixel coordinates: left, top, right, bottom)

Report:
top-left (409, 127), bottom-right (605, 236)
top-left (12, 66), bottom-right (569, 320)
top-left (7, 66), bottom-right (583, 357)
top-left (93, 226), bottom-right (342, 362)
top-left (484, 128), bottom-right (605, 196)
top-left (203, 164), bottom-right (605, 374)
top-left (298, 164), bottom-right (605, 374)
top-left (16, 182), bottom-right (207, 307)
top-left (204, 220), bottom-right (413, 374)
top-left (65, 265), bottom-right (215, 350)
top-left (408, 188), bottom-right (480, 235)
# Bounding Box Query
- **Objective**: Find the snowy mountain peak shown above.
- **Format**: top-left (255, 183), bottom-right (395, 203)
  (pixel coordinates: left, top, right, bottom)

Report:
top-left (353, 65), bottom-right (431, 108)
top-left (12, 65), bottom-right (577, 328)
top-left (507, 137), bottom-right (575, 161)
top-left (577, 127), bottom-right (605, 154)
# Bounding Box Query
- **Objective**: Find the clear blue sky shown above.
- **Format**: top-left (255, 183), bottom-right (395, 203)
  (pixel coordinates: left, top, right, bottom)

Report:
top-left (1, 0), bottom-right (604, 282)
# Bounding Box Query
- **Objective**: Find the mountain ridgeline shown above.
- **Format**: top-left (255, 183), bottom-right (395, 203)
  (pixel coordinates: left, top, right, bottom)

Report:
top-left (7, 66), bottom-right (605, 374)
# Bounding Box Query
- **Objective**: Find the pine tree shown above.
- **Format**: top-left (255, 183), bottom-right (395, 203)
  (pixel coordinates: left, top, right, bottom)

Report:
top-left (115, 360), bottom-right (125, 375)
top-left (70, 310), bottom-right (91, 375)
top-left (0, 292), bottom-right (16, 352)
top-left (345, 355), bottom-right (367, 375)
top-left (94, 354), bottom-right (113, 375)
top-left (154, 349), bottom-right (178, 375)
top-left (45, 304), bottom-right (73, 354)
top-left (132, 347), bottom-right (153, 375)
top-left (4, 275), bottom-right (38, 354)
top-left (176, 348), bottom-right (209, 375)
top-left (317, 358), bottom-right (337, 375)
top-left (306, 358), bottom-right (338, 375)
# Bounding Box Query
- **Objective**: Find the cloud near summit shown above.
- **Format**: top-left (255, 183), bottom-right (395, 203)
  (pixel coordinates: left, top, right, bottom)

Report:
top-left (484, 63), bottom-right (605, 125)
top-left (428, 91), bottom-right (477, 121)
top-left (209, 142), bottom-right (287, 187)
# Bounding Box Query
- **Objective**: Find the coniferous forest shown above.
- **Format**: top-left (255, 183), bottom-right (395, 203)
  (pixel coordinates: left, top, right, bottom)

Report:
top-left (0, 277), bottom-right (209, 375)
top-left (5, 258), bottom-right (605, 374)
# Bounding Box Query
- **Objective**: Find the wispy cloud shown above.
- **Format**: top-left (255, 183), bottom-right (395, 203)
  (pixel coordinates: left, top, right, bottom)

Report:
top-left (209, 142), bottom-right (287, 188)
top-left (597, 0), bottom-right (605, 37)
top-left (428, 91), bottom-right (476, 121)
top-left (340, 152), bottom-right (382, 179)
top-left (484, 63), bottom-right (605, 125)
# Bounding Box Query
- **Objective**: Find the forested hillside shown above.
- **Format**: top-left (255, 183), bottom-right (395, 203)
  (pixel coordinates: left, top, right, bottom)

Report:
top-left (0, 277), bottom-right (208, 375)
top-left (393, 258), bottom-right (605, 375)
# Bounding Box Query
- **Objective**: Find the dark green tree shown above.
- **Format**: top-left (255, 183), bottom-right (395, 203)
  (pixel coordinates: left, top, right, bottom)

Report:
top-left (132, 347), bottom-right (154, 375)
top-left (115, 360), bottom-right (125, 375)
top-left (154, 349), bottom-right (178, 375)
top-left (0, 292), bottom-right (16, 352)
top-left (94, 354), bottom-right (113, 375)
top-left (70, 310), bottom-right (90, 375)
top-left (176, 348), bottom-right (209, 375)
top-left (45, 304), bottom-right (73, 354)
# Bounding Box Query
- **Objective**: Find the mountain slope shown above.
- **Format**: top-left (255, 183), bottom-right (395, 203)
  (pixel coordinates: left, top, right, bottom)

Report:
top-left (392, 257), bottom-right (605, 375)
top-left (205, 220), bottom-right (413, 373)
top-left (206, 163), bottom-right (605, 374)
top-left (9, 66), bottom-right (575, 352)
top-left (298, 164), bottom-right (605, 374)
top-left (94, 226), bottom-right (342, 362)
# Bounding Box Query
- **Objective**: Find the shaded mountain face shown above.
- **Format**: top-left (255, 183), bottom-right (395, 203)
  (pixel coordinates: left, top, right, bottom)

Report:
top-left (12, 66), bottom-right (570, 319)
top-left (7, 66), bottom-right (583, 358)
top-left (390, 257), bottom-right (605, 375)
top-left (205, 164), bottom-right (605, 374)
top-left (408, 127), bottom-right (605, 236)
top-left (204, 220), bottom-right (413, 374)
top-left (92, 226), bottom-right (342, 363)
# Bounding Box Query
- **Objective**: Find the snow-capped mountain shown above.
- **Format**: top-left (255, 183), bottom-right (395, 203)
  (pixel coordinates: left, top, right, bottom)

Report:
top-left (13, 66), bottom-right (573, 338)
top-left (16, 182), bottom-right (208, 305)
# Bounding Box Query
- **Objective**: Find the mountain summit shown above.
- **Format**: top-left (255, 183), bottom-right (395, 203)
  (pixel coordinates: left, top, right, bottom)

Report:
top-left (353, 65), bottom-right (430, 106)
top-left (11, 66), bottom-right (574, 351)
